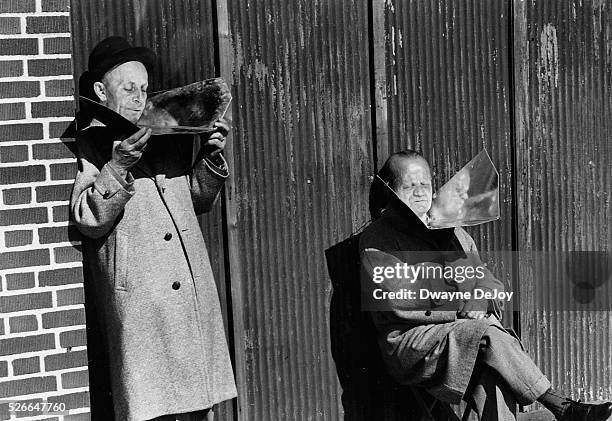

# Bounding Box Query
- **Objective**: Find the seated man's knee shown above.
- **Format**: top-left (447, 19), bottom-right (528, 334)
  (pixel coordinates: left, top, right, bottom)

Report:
top-left (482, 325), bottom-right (521, 350)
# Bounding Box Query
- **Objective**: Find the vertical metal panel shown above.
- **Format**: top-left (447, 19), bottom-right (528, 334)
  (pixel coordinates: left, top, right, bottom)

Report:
top-left (217, 0), bottom-right (373, 419)
top-left (70, 0), bottom-right (216, 92)
top-left (375, 0), bottom-right (515, 314)
top-left (515, 0), bottom-right (612, 405)
top-left (69, 2), bottom-right (235, 419)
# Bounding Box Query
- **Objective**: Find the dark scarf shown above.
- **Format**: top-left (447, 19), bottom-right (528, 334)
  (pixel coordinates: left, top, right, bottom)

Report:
top-left (360, 194), bottom-right (467, 265)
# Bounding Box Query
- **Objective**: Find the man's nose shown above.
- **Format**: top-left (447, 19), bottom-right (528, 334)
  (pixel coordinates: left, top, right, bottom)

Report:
top-left (413, 186), bottom-right (426, 196)
top-left (133, 91), bottom-right (145, 104)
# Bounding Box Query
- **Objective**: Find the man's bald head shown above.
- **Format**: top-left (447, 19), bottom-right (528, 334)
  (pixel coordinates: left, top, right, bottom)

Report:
top-left (381, 151), bottom-right (430, 190)
top-left (370, 150), bottom-right (433, 220)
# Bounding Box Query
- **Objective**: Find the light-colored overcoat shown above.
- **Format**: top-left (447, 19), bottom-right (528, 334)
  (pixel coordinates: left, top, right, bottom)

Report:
top-left (359, 205), bottom-right (506, 404)
top-left (70, 125), bottom-right (237, 421)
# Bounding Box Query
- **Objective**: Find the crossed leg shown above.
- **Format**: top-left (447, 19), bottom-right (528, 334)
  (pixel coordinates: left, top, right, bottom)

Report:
top-left (465, 324), bottom-right (551, 420)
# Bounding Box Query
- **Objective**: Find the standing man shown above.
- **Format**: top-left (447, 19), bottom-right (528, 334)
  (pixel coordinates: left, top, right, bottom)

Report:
top-left (70, 37), bottom-right (237, 421)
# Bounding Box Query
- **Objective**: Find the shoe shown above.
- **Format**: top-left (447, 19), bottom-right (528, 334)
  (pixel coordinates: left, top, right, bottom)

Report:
top-left (560, 399), bottom-right (612, 421)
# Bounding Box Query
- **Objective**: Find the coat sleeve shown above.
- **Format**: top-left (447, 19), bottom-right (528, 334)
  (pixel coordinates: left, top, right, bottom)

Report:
top-left (360, 247), bottom-right (457, 324)
top-left (189, 152), bottom-right (228, 215)
top-left (70, 133), bottom-right (136, 239)
top-left (453, 227), bottom-right (506, 319)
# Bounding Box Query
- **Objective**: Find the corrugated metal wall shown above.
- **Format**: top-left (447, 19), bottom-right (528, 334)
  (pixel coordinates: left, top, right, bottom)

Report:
top-left (373, 0), bottom-right (516, 322)
top-left (514, 0), bottom-right (612, 404)
top-left (216, 1), bottom-right (373, 419)
top-left (69, 0), bottom-right (611, 419)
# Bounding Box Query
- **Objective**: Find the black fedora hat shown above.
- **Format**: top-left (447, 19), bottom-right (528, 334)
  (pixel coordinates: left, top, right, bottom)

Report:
top-left (88, 36), bottom-right (156, 81)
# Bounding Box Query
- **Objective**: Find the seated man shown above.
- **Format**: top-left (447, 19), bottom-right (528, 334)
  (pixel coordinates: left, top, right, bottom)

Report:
top-left (359, 150), bottom-right (612, 421)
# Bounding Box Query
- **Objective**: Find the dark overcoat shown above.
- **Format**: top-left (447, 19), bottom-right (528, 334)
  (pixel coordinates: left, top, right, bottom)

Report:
top-left (70, 125), bottom-right (237, 421)
top-left (359, 204), bottom-right (506, 404)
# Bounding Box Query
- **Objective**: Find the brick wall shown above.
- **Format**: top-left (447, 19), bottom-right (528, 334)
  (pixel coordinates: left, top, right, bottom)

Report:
top-left (0, 0), bottom-right (90, 420)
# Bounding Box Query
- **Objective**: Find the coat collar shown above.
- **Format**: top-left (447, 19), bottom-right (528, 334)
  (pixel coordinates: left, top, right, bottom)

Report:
top-left (380, 202), bottom-right (459, 252)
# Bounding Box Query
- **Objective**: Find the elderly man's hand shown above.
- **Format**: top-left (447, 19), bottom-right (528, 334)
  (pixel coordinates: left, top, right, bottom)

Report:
top-left (109, 127), bottom-right (152, 177)
top-left (201, 119), bottom-right (230, 158)
top-left (457, 296), bottom-right (488, 320)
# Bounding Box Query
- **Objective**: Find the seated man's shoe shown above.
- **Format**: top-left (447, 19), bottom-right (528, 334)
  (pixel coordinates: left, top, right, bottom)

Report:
top-left (560, 399), bottom-right (612, 421)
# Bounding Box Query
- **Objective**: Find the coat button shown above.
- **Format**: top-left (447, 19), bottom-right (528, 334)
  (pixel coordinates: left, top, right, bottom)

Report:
top-left (164, 232), bottom-right (172, 241)
top-left (425, 310), bottom-right (432, 316)
top-left (172, 281), bottom-right (181, 290)
top-left (103, 190), bottom-right (111, 199)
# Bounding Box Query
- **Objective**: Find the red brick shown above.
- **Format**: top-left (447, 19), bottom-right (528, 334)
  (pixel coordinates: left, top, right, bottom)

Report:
top-left (0, 333), bottom-right (55, 356)
top-left (42, 308), bottom-right (85, 329)
top-left (4, 229), bottom-right (33, 247)
top-left (26, 16), bottom-right (69, 34)
top-left (0, 103), bottom-right (25, 121)
top-left (33, 142), bottom-right (74, 159)
top-left (52, 204), bottom-right (69, 222)
top-left (0, 376), bottom-right (56, 399)
top-left (2, 187), bottom-right (31, 205)
top-left (0, 291), bottom-right (52, 312)
top-left (43, 37), bottom-right (71, 54)
top-left (56, 287), bottom-right (84, 306)
top-left (0, 17), bottom-right (20, 35)
top-left (59, 329), bottom-right (86, 348)
top-left (0, 38), bottom-right (38, 56)
top-left (50, 161), bottom-right (77, 180)
top-left (0, 165), bottom-right (45, 184)
top-left (35, 183), bottom-right (72, 202)
top-left (0, 60), bottom-right (23, 77)
top-left (45, 79), bottom-right (73, 97)
top-left (0, 248), bottom-right (50, 270)
top-left (44, 349), bottom-right (87, 371)
top-left (0, 81), bottom-right (40, 99)
top-left (28, 58), bottom-right (72, 77)
top-left (42, 0), bottom-right (70, 12)
top-left (0, 361), bottom-right (6, 377)
top-left (61, 370), bottom-right (88, 389)
top-left (32, 100), bottom-right (74, 118)
top-left (12, 356), bottom-right (39, 375)
top-left (54, 245), bottom-right (82, 263)
top-left (0, 0), bottom-right (36, 13)
top-left (38, 225), bottom-right (79, 244)
top-left (39, 267), bottom-right (83, 287)
top-left (47, 391), bottom-right (89, 410)
top-left (0, 144), bottom-right (28, 163)
top-left (9, 314), bottom-right (38, 333)
top-left (49, 121), bottom-right (73, 138)
top-left (0, 207), bottom-right (47, 226)
top-left (5, 272), bottom-right (35, 290)
top-left (0, 123), bottom-right (43, 142)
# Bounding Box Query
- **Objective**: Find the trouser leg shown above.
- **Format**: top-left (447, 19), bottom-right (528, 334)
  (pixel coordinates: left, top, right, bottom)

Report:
top-left (478, 325), bottom-right (551, 406)
top-left (466, 364), bottom-right (518, 421)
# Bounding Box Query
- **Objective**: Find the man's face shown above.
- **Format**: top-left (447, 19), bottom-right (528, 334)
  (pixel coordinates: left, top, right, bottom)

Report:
top-left (96, 61), bottom-right (148, 123)
top-left (394, 158), bottom-right (433, 218)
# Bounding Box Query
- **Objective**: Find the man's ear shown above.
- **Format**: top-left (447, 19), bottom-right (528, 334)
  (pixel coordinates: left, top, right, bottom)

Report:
top-left (93, 81), bottom-right (107, 102)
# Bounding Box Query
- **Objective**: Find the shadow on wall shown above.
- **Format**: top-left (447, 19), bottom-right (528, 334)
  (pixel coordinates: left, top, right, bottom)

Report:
top-left (61, 121), bottom-right (116, 421)
top-left (326, 234), bottom-right (449, 421)
top-left (82, 257), bottom-right (116, 421)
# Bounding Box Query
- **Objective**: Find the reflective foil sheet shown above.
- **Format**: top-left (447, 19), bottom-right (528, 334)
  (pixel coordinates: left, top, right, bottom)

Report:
top-left (428, 150), bottom-right (500, 229)
top-left (137, 78), bottom-right (232, 134)
top-left (78, 78), bottom-right (232, 136)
